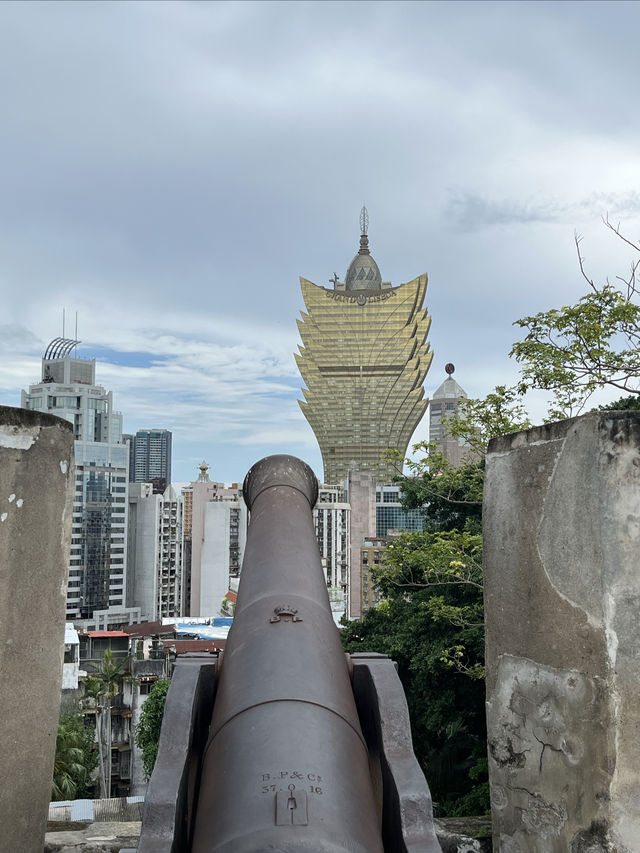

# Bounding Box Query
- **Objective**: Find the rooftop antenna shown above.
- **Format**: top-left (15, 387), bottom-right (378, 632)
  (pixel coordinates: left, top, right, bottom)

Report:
top-left (75, 312), bottom-right (78, 356)
top-left (360, 205), bottom-right (369, 236)
top-left (358, 206), bottom-right (370, 255)
top-left (62, 307), bottom-right (65, 339)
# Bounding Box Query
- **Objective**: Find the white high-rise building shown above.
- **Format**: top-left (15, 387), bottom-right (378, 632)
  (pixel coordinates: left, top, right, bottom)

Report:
top-left (22, 338), bottom-right (138, 627)
top-left (186, 464), bottom-right (248, 617)
top-left (127, 483), bottom-right (185, 621)
top-left (314, 485), bottom-right (350, 623)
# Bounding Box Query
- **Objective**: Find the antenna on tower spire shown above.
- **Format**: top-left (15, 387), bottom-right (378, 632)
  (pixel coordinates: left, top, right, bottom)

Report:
top-left (360, 205), bottom-right (369, 236)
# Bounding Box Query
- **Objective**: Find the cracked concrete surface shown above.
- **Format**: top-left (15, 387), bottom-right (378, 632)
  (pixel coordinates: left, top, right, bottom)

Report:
top-left (0, 406), bottom-right (75, 853)
top-left (484, 413), bottom-right (640, 852)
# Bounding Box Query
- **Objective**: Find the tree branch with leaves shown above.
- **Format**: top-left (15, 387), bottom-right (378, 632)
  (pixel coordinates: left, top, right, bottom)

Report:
top-left (511, 219), bottom-right (640, 419)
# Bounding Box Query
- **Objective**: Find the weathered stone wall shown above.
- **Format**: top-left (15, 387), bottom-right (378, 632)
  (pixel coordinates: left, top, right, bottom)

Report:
top-left (0, 406), bottom-right (75, 853)
top-left (483, 411), bottom-right (640, 852)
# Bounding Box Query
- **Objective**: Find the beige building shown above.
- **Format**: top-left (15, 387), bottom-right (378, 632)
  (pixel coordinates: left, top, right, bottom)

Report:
top-left (360, 537), bottom-right (387, 614)
top-left (296, 208), bottom-right (433, 484)
top-left (347, 469), bottom-right (377, 619)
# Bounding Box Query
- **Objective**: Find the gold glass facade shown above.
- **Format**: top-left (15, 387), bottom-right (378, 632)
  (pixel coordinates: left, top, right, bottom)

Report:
top-left (296, 272), bottom-right (433, 483)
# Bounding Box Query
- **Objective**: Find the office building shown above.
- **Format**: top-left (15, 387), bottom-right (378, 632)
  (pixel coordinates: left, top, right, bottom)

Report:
top-left (22, 338), bottom-right (138, 627)
top-left (376, 484), bottom-right (424, 537)
top-left (124, 428), bottom-right (172, 492)
top-left (296, 208), bottom-right (433, 484)
top-left (360, 537), bottom-right (387, 614)
top-left (429, 365), bottom-right (476, 467)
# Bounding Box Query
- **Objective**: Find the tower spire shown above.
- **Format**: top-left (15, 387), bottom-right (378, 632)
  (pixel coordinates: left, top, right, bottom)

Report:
top-left (358, 205), bottom-right (370, 255)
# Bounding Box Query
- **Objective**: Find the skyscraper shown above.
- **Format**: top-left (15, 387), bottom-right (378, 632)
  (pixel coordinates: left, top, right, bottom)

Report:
top-left (22, 338), bottom-right (139, 627)
top-left (429, 364), bottom-right (476, 467)
top-left (127, 482), bottom-right (185, 621)
top-left (296, 208), bottom-right (433, 483)
top-left (124, 428), bottom-right (172, 492)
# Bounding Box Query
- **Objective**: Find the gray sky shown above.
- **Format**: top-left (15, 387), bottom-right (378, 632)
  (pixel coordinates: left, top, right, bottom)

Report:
top-left (1, 0), bottom-right (639, 483)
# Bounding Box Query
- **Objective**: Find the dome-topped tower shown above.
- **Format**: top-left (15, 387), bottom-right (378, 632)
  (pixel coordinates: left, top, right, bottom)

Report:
top-left (344, 206), bottom-right (382, 291)
top-left (296, 207), bottom-right (433, 484)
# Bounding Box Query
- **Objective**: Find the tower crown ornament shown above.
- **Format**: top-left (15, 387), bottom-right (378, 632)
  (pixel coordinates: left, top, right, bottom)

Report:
top-left (345, 206), bottom-right (382, 290)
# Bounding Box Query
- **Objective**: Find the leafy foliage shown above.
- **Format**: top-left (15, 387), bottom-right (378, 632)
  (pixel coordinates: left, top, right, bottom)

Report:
top-left (398, 386), bottom-right (531, 535)
top-left (399, 446), bottom-right (483, 533)
top-left (511, 221), bottom-right (640, 418)
top-left (443, 385), bottom-right (532, 456)
top-left (135, 679), bottom-right (170, 779)
top-left (344, 389), bottom-right (533, 813)
top-left (342, 223), bottom-right (640, 814)
top-left (82, 648), bottom-right (131, 798)
top-left (52, 712), bottom-right (97, 801)
top-left (594, 394), bottom-right (640, 411)
top-left (341, 585), bottom-right (487, 813)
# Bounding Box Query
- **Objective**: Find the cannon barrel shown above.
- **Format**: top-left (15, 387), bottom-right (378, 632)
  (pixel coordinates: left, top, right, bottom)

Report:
top-left (191, 454), bottom-right (384, 853)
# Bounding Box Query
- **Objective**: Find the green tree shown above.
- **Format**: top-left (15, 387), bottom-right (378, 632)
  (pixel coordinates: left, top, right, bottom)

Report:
top-left (595, 394), bottom-right (640, 411)
top-left (341, 578), bottom-right (486, 813)
top-left (344, 223), bottom-right (640, 813)
top-left (511, 219), bottom-right (640, 419)
top-left (52, 712), bottom-right (97, 801)
top-left (135, 679), bottom-right (170, 779)
top-left (397, 385), bottom-right (531, 534)
top-left (82, 648), bottom-right (131, 798)
top-left (342, 389), bottom-right (531, 814)
top-left (379, 529), bottom-right (484, 679)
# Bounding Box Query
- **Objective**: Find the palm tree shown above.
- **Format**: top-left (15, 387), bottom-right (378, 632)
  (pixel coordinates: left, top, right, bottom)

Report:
top-left (52, 713), bottom-right (94, 800)
top-left (82, 648), bottom-right (131, 797)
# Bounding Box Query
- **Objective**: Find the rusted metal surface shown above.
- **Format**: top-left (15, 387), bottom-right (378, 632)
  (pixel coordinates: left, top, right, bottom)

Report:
top-left (138, 655), bottom-right (217, 853)
top-left (191, 455), bottom-right (384, 853)
top-left (350, 654), bottom-right (442, 853)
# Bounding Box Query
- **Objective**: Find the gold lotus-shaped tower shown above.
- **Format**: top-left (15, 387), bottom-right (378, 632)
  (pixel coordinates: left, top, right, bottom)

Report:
top-left (296, 208), bottom-right (433, 484)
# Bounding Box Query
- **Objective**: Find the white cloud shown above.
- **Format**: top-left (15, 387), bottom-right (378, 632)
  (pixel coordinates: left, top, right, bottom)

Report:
top-left (1, 1), bottom-right (639, 480)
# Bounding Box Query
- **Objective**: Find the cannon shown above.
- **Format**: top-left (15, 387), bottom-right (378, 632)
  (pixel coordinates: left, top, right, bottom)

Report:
top-left (133, 455), bottom-right (442, 853)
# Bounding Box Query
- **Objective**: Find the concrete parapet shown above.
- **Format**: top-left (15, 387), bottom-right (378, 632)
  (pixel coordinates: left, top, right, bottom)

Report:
top-left (483, 411), bottom-right (640, 852)
top-left (0, 406), bottom-right (75, 853)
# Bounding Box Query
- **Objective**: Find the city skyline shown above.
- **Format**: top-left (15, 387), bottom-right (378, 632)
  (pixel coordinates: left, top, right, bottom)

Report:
top-left (1, 2), bottom-right (639, 483)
